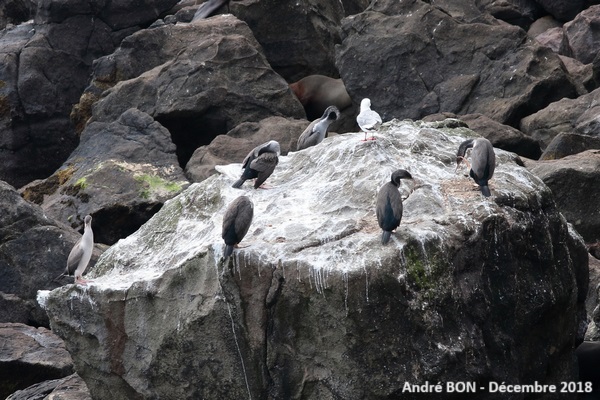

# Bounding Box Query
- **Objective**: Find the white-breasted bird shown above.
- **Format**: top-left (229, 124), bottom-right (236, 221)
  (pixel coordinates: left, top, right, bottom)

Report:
top-left (296, 106), bottom-right (341, 151)
top-left (356, 98), bottom-right (382, 141)
top-left (56, 215), bottom-right (94, 285)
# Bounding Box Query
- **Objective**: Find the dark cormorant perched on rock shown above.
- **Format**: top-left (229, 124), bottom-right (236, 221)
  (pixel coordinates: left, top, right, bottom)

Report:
top-left (222, 196), bottom-right (254, 258)
top-left (232, 140), bottom-right (280, 189)
top-left (376, 169), bottom-right (413, 245)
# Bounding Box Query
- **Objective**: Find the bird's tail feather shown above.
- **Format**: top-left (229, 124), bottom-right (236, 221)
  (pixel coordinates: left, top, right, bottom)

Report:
top-left (224, 245), bottom-right (234, 258)
top-left (232, 178), bottom-right (245, 189)
top-left (480, 185), bottom-right (491, 197)
top-left (53, 272), bottom-right (66, 283)
top-left (382, 231), bottom-right (392, 245)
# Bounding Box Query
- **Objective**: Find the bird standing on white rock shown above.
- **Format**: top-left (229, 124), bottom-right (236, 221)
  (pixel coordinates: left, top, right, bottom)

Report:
top-left (222, 196), bottom-right (254, 258)
top-left (56, 215), bottom-right (94, 285)
top-left (456, 137), bottom-right (496, 197)
top-left (356, 98), bottom-right (382, 141)
top-left (296, 105), bottom-right (340, 151)
top-left (376, 170), bottom-right (413, 244)
top-left (232, 140), bottom-right (280, 189)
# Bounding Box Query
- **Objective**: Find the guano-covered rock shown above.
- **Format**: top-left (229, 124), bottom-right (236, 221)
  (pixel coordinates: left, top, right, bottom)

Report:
top-left (40, 120), bottom-right (588, 399)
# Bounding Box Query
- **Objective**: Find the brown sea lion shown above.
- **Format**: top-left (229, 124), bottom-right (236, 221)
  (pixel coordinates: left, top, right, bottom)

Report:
top-left (289, 75), bottom-right (352, 120)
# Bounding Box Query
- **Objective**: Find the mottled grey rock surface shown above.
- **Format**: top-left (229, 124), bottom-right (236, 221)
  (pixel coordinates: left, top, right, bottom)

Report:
top-left (0, 181), bottom-right (103, 327)
top-left (0, 323), bottom-right (74, 399)
top-left (21, 108), bottom-right (188, 245)
top-left (529, 150), bottom-right (600, 243)
top-left (41, 120), bottom-right (588, 399)
top-left (336, 0), bottom-right (577, 127)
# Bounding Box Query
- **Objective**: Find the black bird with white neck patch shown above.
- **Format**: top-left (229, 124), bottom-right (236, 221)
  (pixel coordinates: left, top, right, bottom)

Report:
top-left (376, 169), bottom-right (413, 245)
top-left (456, 137), bottom-right (496, 197)
top-left (232, 140), bottom-right (280, 189)
top-left (296, 105), bottom-right (340, 151)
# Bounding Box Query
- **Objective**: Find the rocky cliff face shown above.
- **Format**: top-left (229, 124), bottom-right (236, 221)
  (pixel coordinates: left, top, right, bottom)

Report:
top-left (2, 0), bottom-right (600, 397)
top-left (40, 120), bottom-right (588, 399)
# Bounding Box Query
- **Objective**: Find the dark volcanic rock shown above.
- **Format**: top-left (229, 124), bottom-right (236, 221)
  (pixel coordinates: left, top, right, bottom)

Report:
top-left (0, 0), bottom-right (31, 30)
top-left (0, 16), bottom-right (122, 188)
top-left (559, 55), bottom-right (596, 95)
top-left (22, 108), bottom-right (189, 246)
top-left (533, 26), bottom-right (563, 52)
top-left (560, 5), bottom-right (600, 64)
top-left (0, 323), bottom-right (74, 399)
top-left (229, 0), bottom-right (347, 82)
top-left (529, 150), bottom-right (600, 243)
top-left (79, 15), bottom-right (304, 169)
top-left (42, 121), bottom-right (588, 399)
top-left (0, 0), bottom-right (182, 189)
top-left (185, 116), bottom-right (308, 183)
top-left (425, 113), bottom-right (542, 159)
top-left (413, 0), bottom-right (543, 28)
top-left (34, 0), bottom-right (179, 28)
top-left (6, 373), bottom-right (91, 400)
top-left (460, 113), bottom-right (542, 159)
top-left (585, 254), bottom-right (600, 340)
top-left (520, 87), bottom-right (600, 149)
top-left (480, 0), bottom-right (543, 28)
top-left (0, 181), bottom-right (103, 326)
top-left (535, 0), bottom-right (585, 21)
top-left (336, 0), bottom-right (577, 127)
top-left (541, 132), bottom-right (600, 160)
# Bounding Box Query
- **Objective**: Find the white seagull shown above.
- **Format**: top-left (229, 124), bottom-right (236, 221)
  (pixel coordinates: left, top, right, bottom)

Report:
top-left (356, 98), bottom-right (382, 141)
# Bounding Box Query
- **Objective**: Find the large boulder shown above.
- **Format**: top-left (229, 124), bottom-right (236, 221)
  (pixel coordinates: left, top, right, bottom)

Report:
top-left (406, 0), bottom-right (543, 28)
top-left (0, 181), bottom-right (103, 327)
top-left (78, 15), bottom-right (305, 169)
top-left (540, 132), bottom-right (600, 160)
top-left (0, 323), bottom-right (74, 399)
top-left (21, 108), bottom-right (189, 245)
top-left (558, 55), bottom-right (596, 95)
top-left (560, 5), bottom-right (600, 64)
top-left (33, 0), bottom-right (179, 28)
top-left (0, 21), bottom-right (80, 188)
top-left (520, 87), bottom-right (600, 149)
top-left (41, 119), bottom-right (588, 399)
top-left (229, 0), bottom-right (349, 81)
top-left (535, 0), bottom-right (586, 22)
top-left (482, 0), bottom-right (543, 28)
top-left (185, 116), bottom-right (309, 182)
top-left (533, 25), bottom-right (563, 52)
top-left (0, 15), bottom-right (131, 188)
top-left (0, 0), bottom-right (31, 30)
top-left (459, 113), bottom-right (542, 159)
top-left (0, 0), bottom-right (180, 189)
top-left (528, 150), bottom-right (600, 243)
top-left (336, 0), bottom-right (578, 127)
top-left (6, 373), bottom-right (91, 400)
top-left (584, 255), bottom-right (600, 341)
top-left (424, 113), bottom-right (542, 159)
